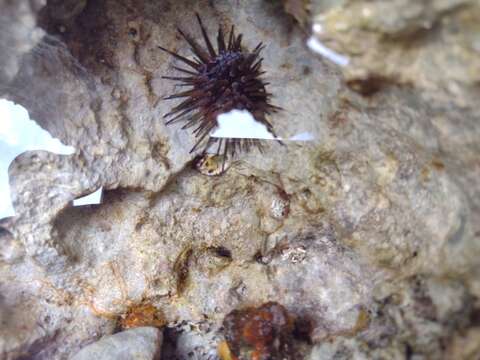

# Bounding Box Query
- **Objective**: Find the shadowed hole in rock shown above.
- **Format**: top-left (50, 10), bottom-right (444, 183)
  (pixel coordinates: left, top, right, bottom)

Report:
top-left (53, 188), bottom-right (139, 263)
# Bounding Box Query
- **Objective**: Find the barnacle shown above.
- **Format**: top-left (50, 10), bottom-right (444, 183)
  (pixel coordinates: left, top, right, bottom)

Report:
top-left (159, 14), bottom-right (280, 168)
top-left (195, 153), bottom-right (232, 176)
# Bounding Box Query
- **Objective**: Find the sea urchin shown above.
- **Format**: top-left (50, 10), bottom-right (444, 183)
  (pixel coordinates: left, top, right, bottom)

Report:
top-left (159, 14), bottom-right (280, 165)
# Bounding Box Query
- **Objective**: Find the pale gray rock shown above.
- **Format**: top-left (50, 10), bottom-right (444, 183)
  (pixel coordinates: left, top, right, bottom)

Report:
top-left (0, 0), bottom-right (45, 85)
top-left (0, 0), bottom-right (479, 359)
top-left (71, 327), bottom-right (162, 360)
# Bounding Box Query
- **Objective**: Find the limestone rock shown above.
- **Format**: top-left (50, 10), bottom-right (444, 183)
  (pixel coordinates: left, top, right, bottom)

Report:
top-left (70, 327), bottom-right (162, 360)
top-left (312, 0), bottom-right (480, 98)
top-left (0, 0), bottom-right (45, 85)
top-left (0, 0), bottom-right (479, 359)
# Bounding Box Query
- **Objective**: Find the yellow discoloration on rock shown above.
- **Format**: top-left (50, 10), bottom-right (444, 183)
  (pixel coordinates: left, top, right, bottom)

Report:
top-left (218, 340), bottom-right (235, 360)
top-left (196, 154), bottom-right (230, 176)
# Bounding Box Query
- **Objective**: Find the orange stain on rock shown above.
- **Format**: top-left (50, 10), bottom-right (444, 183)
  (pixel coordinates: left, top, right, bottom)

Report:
top-left (222, 302), bottom-right (296, 360)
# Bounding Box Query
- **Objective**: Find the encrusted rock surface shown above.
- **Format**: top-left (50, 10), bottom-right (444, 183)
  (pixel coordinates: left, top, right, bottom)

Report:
top-left (312, 0), bottom-right (480, 97)
top-left (0, 0), bottom-right (479, 359)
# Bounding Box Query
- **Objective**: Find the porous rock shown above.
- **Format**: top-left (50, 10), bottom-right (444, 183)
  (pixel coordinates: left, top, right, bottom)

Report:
top-left (311, 0), bottom-right (480, 98)
top-left (0, 0), bottom-right (479, 359)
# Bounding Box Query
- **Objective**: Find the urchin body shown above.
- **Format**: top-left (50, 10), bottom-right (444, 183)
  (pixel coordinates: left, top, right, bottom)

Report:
top-left (159, 14), bottom-right (279, 163)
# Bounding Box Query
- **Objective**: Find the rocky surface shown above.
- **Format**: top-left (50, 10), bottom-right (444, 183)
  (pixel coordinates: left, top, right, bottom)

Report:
top-left (0, 0), bottom-right (479, 359)
top-left (312, 0), bottom-right (480, 97)
top-left (0, 0), bottom-right (45, 86)
top-left (70, 326), bottom-right (162, 360)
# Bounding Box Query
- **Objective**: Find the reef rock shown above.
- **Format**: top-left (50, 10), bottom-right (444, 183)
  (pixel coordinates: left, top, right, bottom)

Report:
top-left (70, 326), bottom-right (162, 360)
top-left (0, 0), bottom-right (479, 359)
top-left (311, 0), bottom-right (480, 97)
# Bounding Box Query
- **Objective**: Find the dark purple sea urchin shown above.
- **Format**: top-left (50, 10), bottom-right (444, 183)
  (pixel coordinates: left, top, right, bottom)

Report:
top-left (159, 14), bottom-right (280, 164)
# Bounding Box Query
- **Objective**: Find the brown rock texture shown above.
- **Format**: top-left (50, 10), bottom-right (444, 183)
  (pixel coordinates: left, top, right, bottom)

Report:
top-left (0, 0), bottom-right (479, 359)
